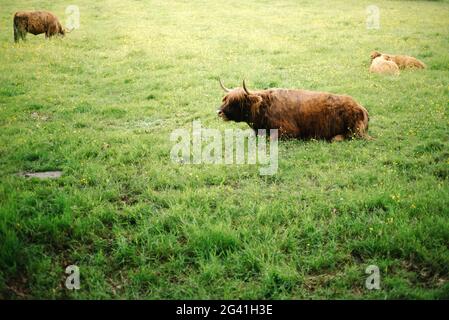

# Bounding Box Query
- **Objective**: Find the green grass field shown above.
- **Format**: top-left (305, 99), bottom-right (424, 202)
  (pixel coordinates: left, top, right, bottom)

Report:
top-left (0, 0), bottom-right (448, 299)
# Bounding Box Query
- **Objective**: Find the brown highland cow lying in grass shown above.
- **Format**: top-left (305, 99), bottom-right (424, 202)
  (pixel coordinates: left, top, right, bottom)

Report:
top-left (13, 11), bottom-right (71, 42)
top-left (370, 51), bottom-right (426, 69)
top-left (217, 80), bottom-right (371, 142)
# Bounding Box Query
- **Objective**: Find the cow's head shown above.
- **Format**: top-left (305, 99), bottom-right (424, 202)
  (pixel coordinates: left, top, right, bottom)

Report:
top-left (370, 51), bottom-right (382, 61)
top-left (381, 54), bottom-right (393, 61)
top-left (217, 79), bottom-right (262, 123)
top-left (61, 26), bottom-right (74, 37)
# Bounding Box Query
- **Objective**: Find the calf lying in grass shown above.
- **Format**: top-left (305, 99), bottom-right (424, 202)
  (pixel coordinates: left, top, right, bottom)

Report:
top-left (369, 55), bottom-right (400, 75)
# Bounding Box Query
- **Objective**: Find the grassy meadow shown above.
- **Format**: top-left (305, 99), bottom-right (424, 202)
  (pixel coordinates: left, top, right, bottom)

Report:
top-left (0, 0), bottom-right (448, 299)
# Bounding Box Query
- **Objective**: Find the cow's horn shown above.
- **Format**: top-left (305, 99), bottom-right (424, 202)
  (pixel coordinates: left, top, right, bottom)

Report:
top-left (219, 78), bottom-right (231, 93)
top-left (242, 80), bottom-right (251, 95)
top-left (65, 27), bottom-right (74, 33)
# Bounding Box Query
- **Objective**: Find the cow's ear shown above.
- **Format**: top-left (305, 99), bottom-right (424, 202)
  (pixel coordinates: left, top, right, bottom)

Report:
top-left (371, 51), bottom-right (381, 60)
top-left (248, 95), bottom-right (263, 117)
top-left (248, 95), bottom-right (262, 104)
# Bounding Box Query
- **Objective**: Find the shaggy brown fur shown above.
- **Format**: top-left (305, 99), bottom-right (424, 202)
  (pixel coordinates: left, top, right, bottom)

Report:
top-left (217, 81), bottom-right (370, 141)
top-left (370, 51), bottom-right (426, 69)
top-left (369, 56), bottom-right (400, 75)
top-left (13, 11), bottom-right (65, 42)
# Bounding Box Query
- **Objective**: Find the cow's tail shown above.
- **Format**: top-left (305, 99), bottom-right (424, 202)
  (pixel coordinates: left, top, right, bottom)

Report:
top-left (13, 13), bottom-right (26, 42)
top-left (13, 15), bottom-right (19, 42)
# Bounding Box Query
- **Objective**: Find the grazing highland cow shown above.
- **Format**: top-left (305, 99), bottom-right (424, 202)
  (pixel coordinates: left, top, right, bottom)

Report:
top-left (13, 11), bottom-right (69, 42)
top-left (217, 80), bottom-right (371, 141)
top-left (369, 55), bottom-right (400, 75)
top-left (370, 51), bottom-right (426, 69)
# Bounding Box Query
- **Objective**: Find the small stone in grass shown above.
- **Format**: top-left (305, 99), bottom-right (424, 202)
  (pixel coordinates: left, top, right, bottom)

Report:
top-left (20, 171), bottom-right (62, 179)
